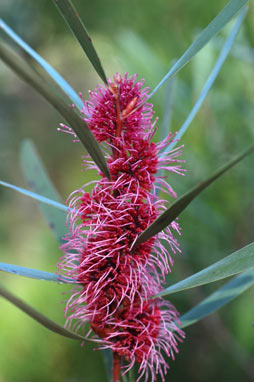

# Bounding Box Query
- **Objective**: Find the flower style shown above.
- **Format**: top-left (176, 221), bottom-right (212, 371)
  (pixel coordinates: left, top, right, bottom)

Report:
top-left (58, 73), bottom-right (185, 381)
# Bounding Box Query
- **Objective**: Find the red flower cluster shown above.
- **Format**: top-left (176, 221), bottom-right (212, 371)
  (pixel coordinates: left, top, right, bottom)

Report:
top-left (58, 73), bottom-right (185, 381)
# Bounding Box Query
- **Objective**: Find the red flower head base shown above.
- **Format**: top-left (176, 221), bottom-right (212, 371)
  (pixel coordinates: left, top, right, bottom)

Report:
top-left (58, 73), bottom-right (185, 381)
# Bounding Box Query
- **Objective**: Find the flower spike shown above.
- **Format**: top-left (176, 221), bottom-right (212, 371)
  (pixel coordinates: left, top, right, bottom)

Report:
top-left (58, 73), bottom-right (185, 381)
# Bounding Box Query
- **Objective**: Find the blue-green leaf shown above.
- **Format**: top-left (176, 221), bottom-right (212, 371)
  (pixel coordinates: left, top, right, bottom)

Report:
top-left (0, 19), bottom-right (83, 110)
top-left (180, 269), bottom-right (254, 329)
top-left (162, 6), bottom-right (248, 153)
top-left (20, 140), bottom-right (68, 243)
top-left (0, 180), bottom-right (68, 212)
top-left (52, 0), bottom-right (107, 85)
top-left (0, 285), bottom-right (85, 340)
top-left (134, 146), bottom-right (254, 247)
top-left (0, 262), bottom-right (73, 283)
top-left (157, 243), bottom-right (254, 297)
top-left (148, 0), bottom-right (248, 100)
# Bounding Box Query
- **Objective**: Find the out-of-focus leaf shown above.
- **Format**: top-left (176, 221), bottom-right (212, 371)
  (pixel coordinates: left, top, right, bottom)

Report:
top-left (101, 349), bottom-right (113, 382)
top-left (161, 70), bottom-right (175, 139)
top-left (0, 263), bottom-right (73, 283)
top-left (52, 0), bottom-right (107, 85)
top-left (212, 35), bottom-right (254, 64)
top-left (20, 140), bottom-right (67, 243)
top-left (134, 146), bottom-right (254, 247)
top-left (156, 70), bottom-right (176, 188)
top-left (127, 368), bottom-right (135, 382)
top-left (0, 285), bottom-right (85, 340)
top-left (157, 243), bottom-right (254, 297)
top-left (116, 30), bottom-right (164, 90)
top-left (148, 0), bottom-right (248, 100)
top-left (162, 6), bottom-right (248, 153)
top-left (0, 19), bottom-right (83, 110)
top-left (0, 180), bottom-right (68, 212)
top-left (0, 42), bottom-right (110, 179)
top-left (180, 269), bottom-right (254, 329)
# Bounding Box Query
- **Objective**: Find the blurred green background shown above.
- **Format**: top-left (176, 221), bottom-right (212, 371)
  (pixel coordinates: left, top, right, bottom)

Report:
top-left (0, 0), bottom-right (253, 381)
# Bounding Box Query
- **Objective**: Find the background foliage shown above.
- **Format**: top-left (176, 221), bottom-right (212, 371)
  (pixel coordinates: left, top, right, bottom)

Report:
top-left (0, 0), bottom-right (253, 381)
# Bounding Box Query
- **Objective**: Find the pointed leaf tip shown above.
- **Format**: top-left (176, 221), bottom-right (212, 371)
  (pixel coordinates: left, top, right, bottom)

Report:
top-left (134, 145), bottom-right (254, 248)
top-left (20, 139), bottom-right (68, 243)
top-left (157, 243), bottom-right (254, 297)
top-left (180, 269), bottom-right (254, 329)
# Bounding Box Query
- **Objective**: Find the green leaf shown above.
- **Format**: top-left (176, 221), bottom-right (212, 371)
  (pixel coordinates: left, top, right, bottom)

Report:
top-left (156, 67), bottom-right (176, 187)
top-left (161, 68), bottom-right (176, 138)
top-left (148, 0), bottom-right (248, 100)
top-left (162, 6), bottom-right (248, 153)
top-left (180, 269), bottom-right (254, 329)
top-left (101, 349), bottom-right (112, 382)
top-left (134, 146), bottom-right (254, 247)
top-left (126, 368), bottom-right (135, 382)
top-left (0, 19), bottom-right (83, 110)
top-left (0, 180), bottom-right (68, 212)
top-left (52, 0), bottom-right (107, 85)
top-left (20, 140), bottom-right (68, 243)
top-left (0, 285), bottom-right (85, 340)
top-left (0, 42), bottom-right (110, 179)
top-left (0, 262), bottom-right (73, 283)
top-left (121, 375), bottom-right (128, 382)
top-left (157, 243), bottom-right (254, 297)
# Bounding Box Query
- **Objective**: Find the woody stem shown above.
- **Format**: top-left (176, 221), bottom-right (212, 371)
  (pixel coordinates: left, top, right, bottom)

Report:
top-left (112, 352), bottom-right (121, 382)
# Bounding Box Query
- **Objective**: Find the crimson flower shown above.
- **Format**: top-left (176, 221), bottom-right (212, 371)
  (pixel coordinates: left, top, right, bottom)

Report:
top-left (58, 73), bottom-right (185, 381)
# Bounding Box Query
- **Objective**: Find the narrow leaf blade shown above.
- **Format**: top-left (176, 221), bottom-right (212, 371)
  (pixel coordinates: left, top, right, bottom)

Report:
top-left (161, 70), bottom-right (176, 138)
top-left (0, 285), bottom-right (85, 340)
top-left (0, 263), bottom-right (72, 283)
top-left (157, 243), bottom-right (254, 297)
top-left (148, 0), bottom-right (248, 100)
top-left (0, 42), bottom-right (110, 179)
top-left (20, 140), bottom-right (68, 243)
top-left (0, 18), bottom-right (83, 110)
top-left (162, 6), bottom-right (248, 153)
top-left (134, 146), bottom-right (254, 247)
top-left (180, 269), bottom-right (254, 329)
top-left (52, 0), bottom-right (107, 84)
top-left (0, 180), bottom-right (68, 212)
top-left (156, 69), bottom-right (176, 186)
